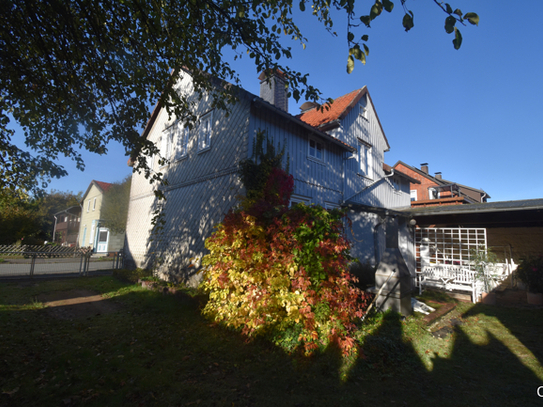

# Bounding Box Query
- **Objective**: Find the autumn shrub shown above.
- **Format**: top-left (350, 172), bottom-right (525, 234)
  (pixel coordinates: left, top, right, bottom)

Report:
top-left (516, 255), bottom-right (543, 293)
top-left (201, 142), bottom-right (372, 357)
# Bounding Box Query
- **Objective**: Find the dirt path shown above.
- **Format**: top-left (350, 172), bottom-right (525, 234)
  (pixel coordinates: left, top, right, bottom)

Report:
top-left (38, 289), bottom-right (123, 320)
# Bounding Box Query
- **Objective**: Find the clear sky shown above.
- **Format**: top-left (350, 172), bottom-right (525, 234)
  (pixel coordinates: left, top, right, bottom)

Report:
top-left (37, 0), bottom-right (543, 202)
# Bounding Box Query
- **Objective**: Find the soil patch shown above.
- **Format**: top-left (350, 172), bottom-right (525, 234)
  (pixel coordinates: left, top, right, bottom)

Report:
top-left (38, 289), bottom-right (122, 320)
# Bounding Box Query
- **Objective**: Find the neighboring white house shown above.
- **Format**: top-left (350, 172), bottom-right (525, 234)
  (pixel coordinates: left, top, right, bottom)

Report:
top-left (79, 180), bottom-right (125, 253)
top-left (124, 69), bottom-right (416, 285)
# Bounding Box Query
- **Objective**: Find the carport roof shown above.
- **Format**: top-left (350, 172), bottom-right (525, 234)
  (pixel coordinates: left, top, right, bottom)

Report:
top-left (405, 198), bottom-right (543, 227)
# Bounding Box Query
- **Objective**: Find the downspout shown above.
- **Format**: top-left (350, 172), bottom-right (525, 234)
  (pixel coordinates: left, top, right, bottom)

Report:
top-left (342, 152), bottom-right (356, 202)
top-left (373, 216), bottom-right (385, 266)
top-left (481, 192), bottom-right (487, 203)
top-left (343, 169), bottom-right (395, 204)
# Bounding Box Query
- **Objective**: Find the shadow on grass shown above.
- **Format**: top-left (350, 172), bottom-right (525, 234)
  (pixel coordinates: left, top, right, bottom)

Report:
top-left (1, 278), bottom-right (542, 406)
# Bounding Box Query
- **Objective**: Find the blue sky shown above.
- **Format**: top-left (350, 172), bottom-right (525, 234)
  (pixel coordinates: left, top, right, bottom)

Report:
top-left (33, 1), bottom-right (543, 201)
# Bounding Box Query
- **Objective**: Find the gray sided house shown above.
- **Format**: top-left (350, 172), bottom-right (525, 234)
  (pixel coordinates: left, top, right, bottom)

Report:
top-left (124, 70), bottom-right (416, 285)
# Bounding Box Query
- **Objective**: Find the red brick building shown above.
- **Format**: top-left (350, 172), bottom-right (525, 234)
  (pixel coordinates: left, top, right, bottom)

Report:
top-left (393, 161), bottom-right (490, 208)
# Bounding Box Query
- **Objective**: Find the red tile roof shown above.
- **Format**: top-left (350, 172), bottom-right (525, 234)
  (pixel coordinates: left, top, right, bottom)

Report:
top-left (93, 180), bottom-right (113, 193)
top-left (297, 88), bottom-right (366, 128)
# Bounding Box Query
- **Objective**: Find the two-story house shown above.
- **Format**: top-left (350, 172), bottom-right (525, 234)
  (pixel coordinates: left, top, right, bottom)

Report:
top-left (79, 180), bottom-right (125, 253)
top-left (53, 206), bottom-right (81, 246)
top-left (393, 161), bottom-right (490, 207)
top-left (124, 70), bottom-right (417, 285)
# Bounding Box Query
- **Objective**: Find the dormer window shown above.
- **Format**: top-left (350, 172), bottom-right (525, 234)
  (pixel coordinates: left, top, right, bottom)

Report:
top-left (308, 137), bottom-right (323, 161)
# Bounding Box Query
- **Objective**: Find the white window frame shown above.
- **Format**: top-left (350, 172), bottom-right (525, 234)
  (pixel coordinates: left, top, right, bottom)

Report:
top-left (92, 197), bottom-right (97, 211)
top-left (324, 202), bottom-right (340, 210)
top-left (358, 140), bottom-right (373, 179)
top-left (308, 137), bottom-right (324, 161)
top-left (428, 187), bottom-right (439, 200)
top-left (174, 124), bottom-right (190, 161)
top-left (87, 200), bottom-right (90, 212)
top-left (359, 105), bottom-right (368, 120)
top-left (160, 127), bottom-right (173, 167)
top-left (410, 190), bottom-right (418, 202)
top-left (290, 194), bottom-right (311, 207)
top-left (198, 111), bottom-right (213, 152)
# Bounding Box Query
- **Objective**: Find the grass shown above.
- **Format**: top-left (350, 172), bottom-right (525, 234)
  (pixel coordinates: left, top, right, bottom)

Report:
top-left (0, 275), bottom-right (542, 407)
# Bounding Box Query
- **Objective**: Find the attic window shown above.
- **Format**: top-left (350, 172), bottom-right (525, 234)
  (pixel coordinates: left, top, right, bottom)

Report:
top-left (359, 105), bottom-right (368, 120)
top-left (308, 138), bottom-right (323, 161)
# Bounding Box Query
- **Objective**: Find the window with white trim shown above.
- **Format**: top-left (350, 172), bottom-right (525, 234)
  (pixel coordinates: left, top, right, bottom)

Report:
top-left (410, 190), bottom-right (417, 202)
top-left (429, 187), bottom-right (439, 200)
top-left (174, 124), bottom-right (189, 160)
top-left (93, 197), bottom-right (97, 211)
top-left (290, 195), bottom-right (311, 207)
top-left (198, 112), bottom-right (213, 151)
top-left (87, 200), bottom-right (90, 212)
top-left (308, 137), bottom-right (323, 161)
top-left (359, 105), bottom-right (368, 120)
top-left (358, 140), bottom-right (373, 178)
top-left (160, 127), bottom-right (173, 167)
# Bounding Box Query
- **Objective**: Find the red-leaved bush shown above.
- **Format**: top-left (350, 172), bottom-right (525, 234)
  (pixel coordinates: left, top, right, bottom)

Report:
top-left (201, 135), bottom-right (371, 357)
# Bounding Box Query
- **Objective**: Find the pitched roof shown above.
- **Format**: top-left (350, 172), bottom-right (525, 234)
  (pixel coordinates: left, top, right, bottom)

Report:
top-left (81, 180), bottom-right (113, 201)
top-left (393, 160), bottom-right (490, 198)
top-left (93, 180), bottom-right (113, 193)
top-left (297, 87), bottom-right (390, 151)
top-left (297, 88), bottom-right (364, 127)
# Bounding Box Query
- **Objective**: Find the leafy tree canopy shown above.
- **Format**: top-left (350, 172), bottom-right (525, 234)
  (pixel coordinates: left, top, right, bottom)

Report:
top-left (0, 190), bottom-right (41, 245)
top-left (100, 176), bottom-right (132, 234)
top-left (0, 0), bottom-right (478, 193)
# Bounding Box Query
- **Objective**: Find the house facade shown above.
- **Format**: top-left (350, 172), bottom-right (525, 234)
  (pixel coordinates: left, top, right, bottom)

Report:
top-left (124, 70), bottom-right (417, 285)
top-left (78, 180), bottom-right (125, 253)
top-left (53, 206), bottom-right (81, 246)
top-left (393, 161), bottom-right (490, 207)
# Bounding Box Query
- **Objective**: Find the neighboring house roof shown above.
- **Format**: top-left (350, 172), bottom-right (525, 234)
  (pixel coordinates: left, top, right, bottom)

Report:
top-left (81, 180), bottom-right (113, 202)
top-left (54, 206), bottom-right (81, 217)
top-left (297, 86), bottom-right (390, 151)
top-left (383, 163), bottom-right (420, 184)
top-left (393, 160), bottom-right (490, 200)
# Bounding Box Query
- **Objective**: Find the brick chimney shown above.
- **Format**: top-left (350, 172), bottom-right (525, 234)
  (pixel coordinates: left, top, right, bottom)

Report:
top-left (259, 70), bottom-right (288, 112)
top-left (420, 163), bottom-right (429, 174)
top-left (435, 172), bottom-right (442, 180)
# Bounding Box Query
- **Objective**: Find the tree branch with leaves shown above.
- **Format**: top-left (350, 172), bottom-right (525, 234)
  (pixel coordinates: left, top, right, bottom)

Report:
top-left (0, 0), bottom-right (478, 195)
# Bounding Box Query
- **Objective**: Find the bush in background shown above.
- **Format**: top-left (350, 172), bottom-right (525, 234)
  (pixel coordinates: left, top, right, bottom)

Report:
top-left (516, 255), bottom-right (543, 293)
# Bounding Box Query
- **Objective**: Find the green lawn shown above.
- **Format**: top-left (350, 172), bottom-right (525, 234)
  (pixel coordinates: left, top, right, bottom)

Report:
top-left (0, 276), bottom-right (542, 406)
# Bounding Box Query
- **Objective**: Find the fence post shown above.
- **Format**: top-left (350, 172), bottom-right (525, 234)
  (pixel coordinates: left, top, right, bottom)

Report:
top-left (30, 254), bottom-right (37, 278)
top-left (79, 253), bottom-right (84, 275)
